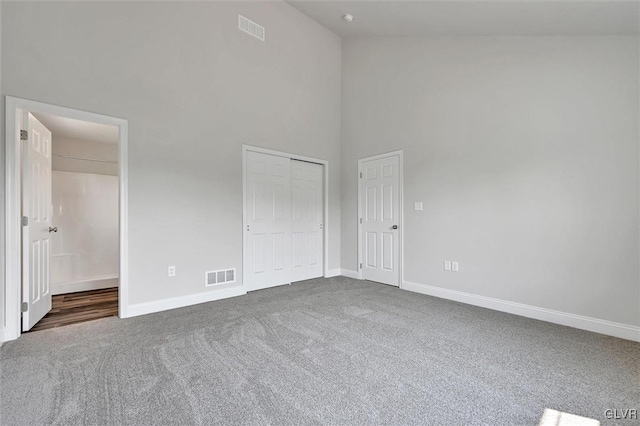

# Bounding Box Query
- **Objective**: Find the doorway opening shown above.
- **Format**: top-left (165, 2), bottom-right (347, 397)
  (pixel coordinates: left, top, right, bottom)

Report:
top-left (357, 150), bottom-right (404, 287)
top-left (25, 112), bottom-right (120, 332)
top-left (4, 97), bottom-right (129, 341)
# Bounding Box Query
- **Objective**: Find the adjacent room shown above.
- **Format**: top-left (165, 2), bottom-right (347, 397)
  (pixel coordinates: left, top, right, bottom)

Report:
top-left (27, 113), bottom-right (120, 332)
top-left (1, 1), bottom-right (638, 425)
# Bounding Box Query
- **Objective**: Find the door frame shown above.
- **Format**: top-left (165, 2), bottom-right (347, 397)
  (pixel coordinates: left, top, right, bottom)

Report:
top-left (3, 96), bottom-right (129, 342)
top-left (357, 150), bottom-right (404, 285)
top-left (242, 145), bottom-right (330, 289)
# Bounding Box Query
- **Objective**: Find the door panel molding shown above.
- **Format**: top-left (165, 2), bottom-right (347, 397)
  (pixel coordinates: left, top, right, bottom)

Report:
top-left (242, 145), bottom-right (329, 291)
top-left (357, 150), bottom-right (404, 286)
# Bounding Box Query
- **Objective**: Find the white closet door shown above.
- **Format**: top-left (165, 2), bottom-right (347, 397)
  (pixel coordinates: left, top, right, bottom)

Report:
top-left (291, 160), bottom-right (323, 282)
top-left (360, 155), bottom-right (400, 286)
top-left (245, 151), bottom-right (292, 291)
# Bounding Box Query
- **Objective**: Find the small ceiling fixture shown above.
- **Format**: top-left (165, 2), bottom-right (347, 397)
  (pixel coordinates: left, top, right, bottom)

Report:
top-left (342, 14), bottom-right (354, 23)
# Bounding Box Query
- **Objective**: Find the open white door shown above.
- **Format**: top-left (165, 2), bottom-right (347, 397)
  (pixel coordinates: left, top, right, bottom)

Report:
top-left (21, 112), bottom-right (53, 331)
top-left (245, 151), bottom-right (292, 291)
top-left (359, 154), bottom-right (400, 286)
top-left (291, 160), bottom-right (323, 282)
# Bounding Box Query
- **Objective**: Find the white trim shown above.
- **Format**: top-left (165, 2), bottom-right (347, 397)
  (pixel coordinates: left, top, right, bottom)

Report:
top-left (341, 269), bottom-right (359, 279)
top-left (241, 144), bottom-right (331, 290)
top-left (403, 280), bottom-right (640, 342)
top-left (3, 96), bottom-right (129, 342)
top-left (324, 268), bottom-right (341, 278)
top-left (51, 278), bottom-right (118, 295)
top-left (127, 286), bottom-right (246, 318)
top-left (357, 150), bottom-right (404, 285)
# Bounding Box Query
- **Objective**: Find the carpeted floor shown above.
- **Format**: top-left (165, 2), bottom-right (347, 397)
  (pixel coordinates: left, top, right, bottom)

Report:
top-left (1, 277), bottom-right (638, 425)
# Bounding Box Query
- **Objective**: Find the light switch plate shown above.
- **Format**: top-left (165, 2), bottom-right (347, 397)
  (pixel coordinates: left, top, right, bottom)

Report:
top-left (444, 261), bottom-right (451, 271)
top-left (414, 202), bottom-right (423, 211)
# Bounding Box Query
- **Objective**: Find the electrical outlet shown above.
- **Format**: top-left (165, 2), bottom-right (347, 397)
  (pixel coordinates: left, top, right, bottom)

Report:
top-left (168, 266), bottom-right (176, 277)
top-left (414, 202), bottom-right (423, 211)
top-left (444, 261), bottom-right (451, 271)
top-left (452, 261), bottom-right (459, 272)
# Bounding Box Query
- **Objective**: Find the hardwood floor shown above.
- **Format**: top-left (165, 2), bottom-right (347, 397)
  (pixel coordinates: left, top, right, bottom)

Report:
top-left (29, 287), bottom-right (118, 332)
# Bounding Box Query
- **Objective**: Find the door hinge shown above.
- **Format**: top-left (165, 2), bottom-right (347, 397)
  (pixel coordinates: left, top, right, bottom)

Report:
top-left (21, 302), bottom-right (28, 313)
top-left (20, 130), bottom-right (28, 141)
top-left (359, 172), bottom-right (362, 178)
top-left (359, 263), bottom-right (362, 269)
top-left (22, 216), bottom-right (28, 226)
top-left (359, 218), bottom-right (362, 224)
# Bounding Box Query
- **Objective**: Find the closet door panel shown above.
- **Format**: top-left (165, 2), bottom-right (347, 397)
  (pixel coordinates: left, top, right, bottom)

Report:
top-left (245, 152), bottom-right (292, 291)
top-left (291, 160), bottom-right (323, 282)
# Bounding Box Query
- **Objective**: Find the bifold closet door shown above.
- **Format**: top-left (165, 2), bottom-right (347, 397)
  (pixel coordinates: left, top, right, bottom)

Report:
top-left (245, 152), bottom-right (325, 291)
top-left (245, 151), bottom-right (292, 291)
top-left (291, 160), bottom-right (323, 282)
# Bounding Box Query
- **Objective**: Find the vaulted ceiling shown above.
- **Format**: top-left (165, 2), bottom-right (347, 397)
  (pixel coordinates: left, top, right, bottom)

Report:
top-left (288, 1), bottom-right (640, 37)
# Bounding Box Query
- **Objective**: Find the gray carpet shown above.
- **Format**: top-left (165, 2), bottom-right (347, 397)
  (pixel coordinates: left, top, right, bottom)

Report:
top-left (1, 277), bottom-right (638, 425)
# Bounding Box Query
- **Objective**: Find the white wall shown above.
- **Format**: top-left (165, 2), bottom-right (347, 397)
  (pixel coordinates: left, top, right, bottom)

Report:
top-left (0, 0), bottom-right (4, 342)
top-left (341, 36), bottom-right (639, 327)
top-left (1, 1), bottom-right (342, 309)
top-left (52, 137), bottom-right (118, 176)
top-left (51, 171), bottom-right (119, 294)
top-left (2, 3), bottom-right (636, 337)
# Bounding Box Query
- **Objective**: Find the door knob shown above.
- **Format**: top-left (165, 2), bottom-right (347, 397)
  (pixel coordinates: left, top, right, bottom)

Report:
top-left (392, 225), bottom-right (398, 230)
top-left (48, 227), bottom-right (58, 233)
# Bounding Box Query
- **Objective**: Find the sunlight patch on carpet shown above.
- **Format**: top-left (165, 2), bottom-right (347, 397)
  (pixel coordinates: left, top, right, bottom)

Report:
top-left (539, 408), bottom-right (600, 426)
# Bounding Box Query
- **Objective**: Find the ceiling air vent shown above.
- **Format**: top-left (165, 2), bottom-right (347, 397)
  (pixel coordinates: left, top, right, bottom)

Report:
top-left (238, 15), bottom-right (265, 42)
top-left (206, 268), bottom-right (236, 286)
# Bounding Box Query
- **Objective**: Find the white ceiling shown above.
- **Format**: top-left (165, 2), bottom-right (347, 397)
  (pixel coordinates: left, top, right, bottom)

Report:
top-left (288, 1), bottom-right (640, 37)
top-left (32, 112), bottom-right (119, 145)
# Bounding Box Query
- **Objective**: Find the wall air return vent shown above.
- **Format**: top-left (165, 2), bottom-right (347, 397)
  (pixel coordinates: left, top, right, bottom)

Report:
top-left (238, 15), bottom-right (265, 42)
top-left (206, 269), bottom-right (236, 286)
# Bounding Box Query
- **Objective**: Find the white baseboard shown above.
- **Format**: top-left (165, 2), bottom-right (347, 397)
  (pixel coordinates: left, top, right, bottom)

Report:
top-left (325, 268), bottom-right (342, 278)
top-left (52, 278), bottom-right (118, 295)
top-left (126, 286), bottom-right (246, 318)
top-left (402, 280), bottom-right (640, 342)
top-left (341, 269), bottom-right (359, 279)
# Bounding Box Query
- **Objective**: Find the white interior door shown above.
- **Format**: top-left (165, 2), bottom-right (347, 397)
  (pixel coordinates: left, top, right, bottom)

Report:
top-left (245, 151), bottom-right (292, 291)
top-left (359, 154), bottom-right (400, 286)
top-left (291, 160), bottom-right (323, 282)
top-left (22, 112), bottom-right (53, 331)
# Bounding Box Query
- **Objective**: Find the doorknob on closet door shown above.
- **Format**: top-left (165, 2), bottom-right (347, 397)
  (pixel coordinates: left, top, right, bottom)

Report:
top-left (48, 227), bottom-right (58, 233)
top-left (392, 225), bottom-right (398, 230)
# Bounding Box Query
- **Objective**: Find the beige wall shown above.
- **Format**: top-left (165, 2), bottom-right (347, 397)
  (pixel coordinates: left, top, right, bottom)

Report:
top-left (341, 36), bottom-right (639, 326)
top-left (1, 1), bottom-right (342, 307)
